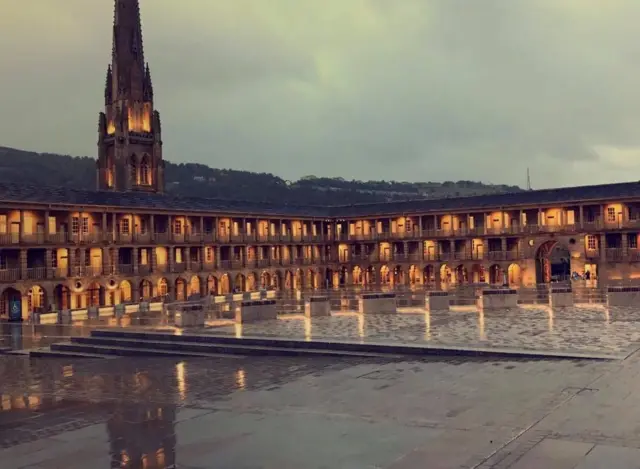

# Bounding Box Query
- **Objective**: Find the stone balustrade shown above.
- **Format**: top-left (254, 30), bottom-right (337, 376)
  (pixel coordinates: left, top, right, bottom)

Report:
top-left (607, 286), bottom-right (640, 307)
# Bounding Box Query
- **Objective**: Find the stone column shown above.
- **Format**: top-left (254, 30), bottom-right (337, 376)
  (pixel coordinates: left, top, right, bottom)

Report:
top-left (168, 246), bottom-right (175, 273)
top-left (19, 249), bottom-right (27, 280)
top-left (102, 247), bottom-right (110, 275)
top-left (45, 249), bottom-right (53, 279)
top-left (600, 234), bottom-right (606, 261)
top-left (150, 215), bottom-right (155, 241)
top-left (185, 248), bottom-right (191, 271)
top-left (133, 247), bottom-right (139, 274)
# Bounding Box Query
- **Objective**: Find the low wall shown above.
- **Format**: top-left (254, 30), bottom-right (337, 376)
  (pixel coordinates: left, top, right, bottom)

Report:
top-left (477, 289), bottom-right (518, 310)
top-left (425, 291), bottom-right (450, 311)
top-left (235, 299), bottom-right (278, 323)
top-left (305, 296), bottom-right (331, 317)
top-left (549, 287), bottom-right (573, 308)
top-left (174, 303), bottom-right (205, 327)
top-left (358, 293), bottom-right (396, 314)
top-left (607, 286), bottom-right (640, 307)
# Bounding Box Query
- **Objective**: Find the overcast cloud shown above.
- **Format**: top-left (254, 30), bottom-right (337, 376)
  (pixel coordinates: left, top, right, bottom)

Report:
top-left (2, 0), bottom-right (640, 189)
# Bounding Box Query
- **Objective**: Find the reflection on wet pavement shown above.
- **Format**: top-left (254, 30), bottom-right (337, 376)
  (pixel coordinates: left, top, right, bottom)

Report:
top-left (0, 353), bottom-right (608, 468)
top-left (204, 306), bottom-right (640, 358)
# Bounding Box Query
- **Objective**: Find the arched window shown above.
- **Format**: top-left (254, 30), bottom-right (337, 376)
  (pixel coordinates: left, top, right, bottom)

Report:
top-left (140, 154), bottom-right (151, 185)
top-left (130, 159), bottom-right (138, 185)
top-left (106, 156), bottom-right (114, 187)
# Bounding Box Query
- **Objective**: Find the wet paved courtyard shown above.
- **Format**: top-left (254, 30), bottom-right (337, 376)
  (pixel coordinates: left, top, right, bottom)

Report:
top-left (204, 306), bottom-right (640, 359)
top-left (4, 350), bottom-right (640, 468)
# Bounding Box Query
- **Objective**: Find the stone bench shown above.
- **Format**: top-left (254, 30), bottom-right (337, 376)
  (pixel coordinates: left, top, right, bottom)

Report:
top-left (477, 289), bottom-right (518, 310)
top-left (607, 286), bottom-right (640, 307)
top-left (549, 287), bottom-right (573, 308)
top-left (425, 291), bottom-right (450, 311)
top-left (235, 299), bottom-right (278, 323)
top-left (305, 296), bottom-right (331, 317)
top-left (358, 293), bottom-right (396, 314)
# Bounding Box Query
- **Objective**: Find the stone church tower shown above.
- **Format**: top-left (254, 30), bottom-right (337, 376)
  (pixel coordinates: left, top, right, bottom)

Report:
top-left (97, 0), bottom-right (164, 193)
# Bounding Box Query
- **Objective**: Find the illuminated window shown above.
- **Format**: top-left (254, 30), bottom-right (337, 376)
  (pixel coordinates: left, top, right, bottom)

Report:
top-left (121, 219), bottom-right (130, 234)
top-left (586, 235), bottom-right (597, 250)
top-left (205, 247), bottom-right (213, 262)
top-left (0, 215), bottom-right (6, 234)
top-left (71, 217), bottom-right (79, 235)
top-left (81, 217), bottom-right (89, 234)
top-left (629, 234), bottom-right (638, 249)
top-left (607, 207), bottom-right (616, 222)
top-left (174, 220), bottom-right (182, 235)
top-left (131, 162), bottom-right (138, 185)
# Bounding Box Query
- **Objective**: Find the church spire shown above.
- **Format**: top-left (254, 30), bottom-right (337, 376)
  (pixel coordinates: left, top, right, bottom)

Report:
top-left (111, 0), bottom-right (146, 101)
top-left (97, 0), bottom-right (164, 194)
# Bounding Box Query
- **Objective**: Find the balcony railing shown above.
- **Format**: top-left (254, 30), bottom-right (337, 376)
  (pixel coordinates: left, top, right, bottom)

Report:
top-left (605, 248), bottom-right (624, 262)
top-left (0, 269), bottom-right (20, 282)
top-left (26, 267), bottom-right (46, 280)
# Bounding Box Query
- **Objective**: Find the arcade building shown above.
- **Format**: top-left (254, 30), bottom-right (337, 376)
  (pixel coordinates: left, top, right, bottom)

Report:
top-left (2, 0), bottom-right (640, 319)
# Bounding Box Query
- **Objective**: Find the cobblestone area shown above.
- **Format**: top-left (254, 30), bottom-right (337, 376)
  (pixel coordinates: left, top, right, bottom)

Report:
top-left (206, 306), bottom-right (640, 358)
top-left (0, 353), bottom-right (610, 468)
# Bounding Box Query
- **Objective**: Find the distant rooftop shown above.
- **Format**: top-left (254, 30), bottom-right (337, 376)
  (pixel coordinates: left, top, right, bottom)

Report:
top-left (0, 180), bottom-right (638, 218)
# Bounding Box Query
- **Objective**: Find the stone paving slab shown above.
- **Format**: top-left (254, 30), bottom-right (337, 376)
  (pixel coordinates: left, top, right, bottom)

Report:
top-left (199, 306), bottom-right (640, 358)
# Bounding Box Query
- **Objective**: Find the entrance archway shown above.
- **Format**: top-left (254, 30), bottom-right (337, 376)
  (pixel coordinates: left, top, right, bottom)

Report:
top-left (1, 287), bottom-right (22, 320)
top-left (536, 241), bottom-right (570, 284)
top-left (507, 263), bottom-right (521, 286)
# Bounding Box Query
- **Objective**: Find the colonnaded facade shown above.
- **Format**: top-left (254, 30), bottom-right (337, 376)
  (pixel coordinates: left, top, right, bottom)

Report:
top-left (2, 0), bottom-right (640, 319)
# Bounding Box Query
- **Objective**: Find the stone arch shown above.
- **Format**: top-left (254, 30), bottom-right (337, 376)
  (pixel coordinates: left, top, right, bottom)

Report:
top-left (206, 275), bottom-right (218, 295)
top-left (507, 263), bottom-right (522, 286)
top-left (87, 281), bottom-right (103, 307)
top-left (307, 269), bottom-right (318, 289)
top-left (260, 271), bottom-right (271, 289)
top-left (339, 266), bottom-right (349, 286)
top-left (129, 153), bottom-right (138, 185)
top-left (294, 269), bottom-right (304, 290)
top-left (234, 273), bottom-right (246, 292)
top-left (365, 265), bottom-right (376, 285)
top-left (325, 268), bottom-right (333, 289)
top-left (27, 285), bottom-right (46, 312)
top-left (284, 270), bottom-right (294, 290)
top-left (246, 272), bottom-right (258, 291)
top-left (119, 280), bottom-right (132, 303)
top-left (352, 266), bottom-right (363, 285)
top-left (53, 284), bottom-right (71, 311)
top-left (455, 265), bottom-right (468, 284)
top-left (408, 265), bottom-right (420, 285)
top-left (189, 275), bottom-right (201, 297)
top-left (536, 240), bottom-right (570, 284)
top-left (470, 264), bottom-right (485, 283)
top-left (175, 277), bottom-right (187, 301)
top-left (140, 154), bottom-right (151, 185)
top-left (139, 279), bottom-right (153, 299)
top-left (272, 270), bottom-right (282, 289)
top-left (0, 287), bottom-right (22, 320)
top-left (393, 265), bottom-right (404, 285)
top-left (158, 278), bottom-right (169, 298)
top-left (489, 264), bottom-right (503, 285)
top-left (440, 264), bottom-right (452, 286)
top-left (220, 274), bottom-right (231, 294)
top-left (379, 265), bottom-right (390, 285)
top-left (423, 265), bottom-right (435, 286)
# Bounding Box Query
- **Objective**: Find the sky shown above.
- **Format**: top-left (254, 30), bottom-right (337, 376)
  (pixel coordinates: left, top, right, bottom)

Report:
top-left (1, 0), bottom-right (640, 189)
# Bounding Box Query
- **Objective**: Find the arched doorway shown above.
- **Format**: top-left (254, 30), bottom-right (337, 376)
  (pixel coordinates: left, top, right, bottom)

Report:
top-left (158, 278), bottom-right (169, 299)
top-left (189, 276), bottom-right (201, 297)
top-left (507, 263), bottom-right (521, 286)
top-left (536, 241), bottom-right (571, 284)
top-left (246, 272), bottom-right (258, 291)
top-left (307, 269), bottom-right (318, 289)
top-left (294, 269), bottom-right (304, 289)
top-left (393, 265), bottom-right (404, 285)
top-left (119, 280), bottom-right (132, 303)
top-left (260, 271), bottom-right (271, 289)
top-left (87, 281), bottom-right (102, 307)
top-left (207, 275), bottom-right (218, 295)
top-left (139, 279), bottom-right (153, 299)
top-left (365, 266), bottom-right (375, 285)
top-left (235, 274), bottom-right (246, 292)
top-left (27, 285), bottom-right (46, 313)
top-left (352, 266), bottom-right (363, 285)
top-left (455, 265), bottom-right (468, 284)
top-left (489, 265), bottom-right (502, 285)
top-left (220, 274), bottom-right (231, 294)
top-left (440, 264), bottom-right (452, 287)
top-left (175, 278), bottom-right (187, 301)
top-left (470, 264), bottom-right (485, 283)
top-left (54, 284), bottom-right (71, 310)
top-left (0, 287), bottom-right (22, 320)
top-left (380, 265), bottom-right (390, 285)
top-left (408, 265), bottom-right (420, 285)
top-left (423, 265), bottom-right (435, 286)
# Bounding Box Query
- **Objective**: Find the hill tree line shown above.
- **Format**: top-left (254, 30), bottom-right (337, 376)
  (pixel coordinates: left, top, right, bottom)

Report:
top-left (0, 146), bottom-right (522, 205)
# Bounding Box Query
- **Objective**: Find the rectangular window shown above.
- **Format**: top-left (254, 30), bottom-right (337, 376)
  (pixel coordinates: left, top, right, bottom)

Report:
top-left (71, 217), bottom-right (79, 235)
top-left (206, 247), bottom-right (213, 262)
top-left (586, 235), bottom-right (597, 250)
top-left (174, 220), bottom-right (182, 235)
top-left (140, 219), bottom-right (147, 234)
top-left (84, 250), bottom-right (90, 266)
top-left (0, 255), bottom-right (6, 270)
top-left (0, 215), bottom-right (7, 234)
top-left (629, 234), bottom-right (638, 249)
top-left (81, 217), bottom-right (89, 234)
top-left (607, 207), bottom-right (616, 222)
top-left (121, 219), bottom-right (130, 234)
top-left (140, 249), bottom-right (148, 265)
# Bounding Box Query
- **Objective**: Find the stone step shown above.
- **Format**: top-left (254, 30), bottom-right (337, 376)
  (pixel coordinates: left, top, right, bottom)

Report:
top-left (29, 347), bottom-right (118, 359)
top-left (51, 341), bottom-right (246, 359)
top-left (71, 335), bottom-right (400, 359)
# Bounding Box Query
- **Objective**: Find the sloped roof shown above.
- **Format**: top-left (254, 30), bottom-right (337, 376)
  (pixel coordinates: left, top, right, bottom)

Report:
top-left (0, 180), bottom-right (638, 218)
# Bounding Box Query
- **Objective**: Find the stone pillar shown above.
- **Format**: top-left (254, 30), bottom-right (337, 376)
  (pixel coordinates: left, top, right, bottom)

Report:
top-left (607, 286), bottom-right (640, 307)
top-left (168, 246), bottom-right (175, 272)
top-left (216, 246), bottom-right (221, 268)
top-left (305, 296), bottom-right (331, 317)
top-left (185, 248), bottom-right (191, 271)
top-left (19, 249), bottom-right (27, 280)
top-left (133, 247), bottom-right (139, 274)
top-left (600, 234), bottom-right (606, 261)
top-left (102, 247), bottom-right (110, 275)
top-left (45, 249), bottom-right (53, 279)
top-left (549, 287), bottom-right (573, 308)
top-left (235, 299), bottom-right (277, 323)
top-left (44, 210), bottom-right (50, 242)
top-left (425, 291), bottom-right (449, 311)
top-left (150, 215), bottom-right (155, 241)
top-left (477, 288), bottom-right (518, 310)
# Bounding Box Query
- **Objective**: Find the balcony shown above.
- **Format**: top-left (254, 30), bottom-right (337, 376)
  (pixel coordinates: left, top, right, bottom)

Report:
top-left (0, 269), bottom-right (20, 282)
top-left (26, 267), bottom-right (46, 280)
top-left (87, 266), bottom-right (103, 277)
top-left (117, 264), bottom-right (134, 275)
top-left (629, 249), bottom-right (640, 262)
top-left (134, 232), bottom-right (152, 243)
top-left (605, 248), bottom-right (624, 262)
top-left (138, 264), bottom-right (151, 275)
top-left (585, 249), bottom-right (600, 259)
top-left (487, 251), bottom-right (506, 261)
top-left (172, 262), bottom-right (186, 273)
top-left (53, 267), bottom-right (69, 278)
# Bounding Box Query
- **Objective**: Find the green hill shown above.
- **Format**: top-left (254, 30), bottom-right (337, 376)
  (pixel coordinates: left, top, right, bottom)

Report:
top-left (0, 146), bottom-right (522, 205)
